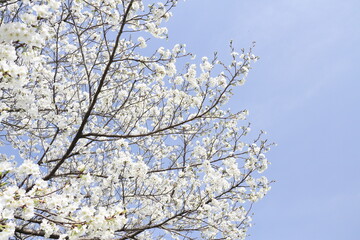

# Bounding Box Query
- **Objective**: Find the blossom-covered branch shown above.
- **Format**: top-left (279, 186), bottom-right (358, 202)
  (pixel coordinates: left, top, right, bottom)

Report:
top-left (0, 0), bottom-right (272, 239)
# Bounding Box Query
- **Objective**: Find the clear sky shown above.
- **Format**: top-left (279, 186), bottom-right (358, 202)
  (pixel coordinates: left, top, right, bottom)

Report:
top-left (165, 0), bottom-right (360, 239)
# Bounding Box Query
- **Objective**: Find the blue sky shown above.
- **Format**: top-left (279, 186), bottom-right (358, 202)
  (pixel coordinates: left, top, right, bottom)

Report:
top-left (166, 0), bottom-right (360, 239)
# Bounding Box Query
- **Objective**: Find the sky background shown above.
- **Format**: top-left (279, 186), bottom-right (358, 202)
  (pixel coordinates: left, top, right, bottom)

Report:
top-left (165, 0), bottom-right (360, 239)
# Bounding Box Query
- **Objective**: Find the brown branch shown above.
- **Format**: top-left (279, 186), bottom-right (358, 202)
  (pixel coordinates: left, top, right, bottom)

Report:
top-left (15, 227), bottom-right (60, 239)
top-left (43, 0), bottom-right (136, 181)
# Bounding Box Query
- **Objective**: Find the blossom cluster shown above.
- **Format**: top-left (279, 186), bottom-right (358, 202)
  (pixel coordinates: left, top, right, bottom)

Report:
top-left (0, 0), bottom-right (271, 239)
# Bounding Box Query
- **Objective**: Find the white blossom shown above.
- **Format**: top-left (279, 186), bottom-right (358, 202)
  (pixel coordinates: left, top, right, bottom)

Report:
top-left (0, 1), bottom-right (271, 239)
top-left (137, 36), bottom-right (147, 48)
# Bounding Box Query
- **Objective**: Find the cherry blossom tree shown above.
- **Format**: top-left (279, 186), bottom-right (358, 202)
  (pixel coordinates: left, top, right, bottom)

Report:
top-left (0, 0), bottom-right (272, 239)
